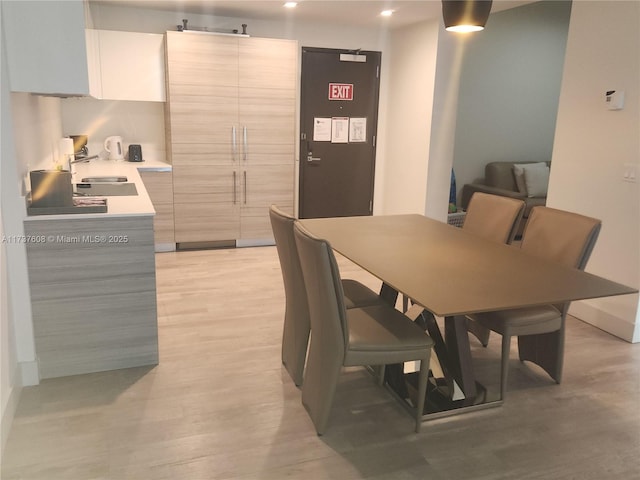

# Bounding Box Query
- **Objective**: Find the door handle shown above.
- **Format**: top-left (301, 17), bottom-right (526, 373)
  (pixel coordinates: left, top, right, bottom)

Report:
top-left (243, 126), bottom-right (248, 163)
top-left (243, 170), bottom-right (247, 204)
top-left (307, 153), bottom-right (321, 163)
top-left (232, 126), bottom-right (237, 162)
top-left (233, 171), bottom-right (237, 204)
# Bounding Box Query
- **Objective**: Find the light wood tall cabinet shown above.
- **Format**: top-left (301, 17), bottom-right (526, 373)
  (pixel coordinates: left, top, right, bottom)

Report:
top-left (165, 31), bottom-right (297, 244)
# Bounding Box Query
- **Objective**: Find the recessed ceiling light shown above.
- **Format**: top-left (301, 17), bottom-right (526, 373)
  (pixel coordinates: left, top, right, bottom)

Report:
top-left (380, 10), bottom-right (394, 17)
top-left (284, 2), bottom-right (297, 8)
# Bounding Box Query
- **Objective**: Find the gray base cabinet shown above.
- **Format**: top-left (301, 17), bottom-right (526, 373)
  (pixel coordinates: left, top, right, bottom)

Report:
top-left (24, 216), bottom-right (159, 379)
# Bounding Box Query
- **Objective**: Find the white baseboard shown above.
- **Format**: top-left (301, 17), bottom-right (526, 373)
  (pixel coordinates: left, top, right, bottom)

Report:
top-left (1, 372), bottom-right (22, 457)
top-left (19, 359), bottom-right (40, 386)
top-left (236, 238), bottom-right (275, 248)
top-left (569, 302), bottom-right (637, 343)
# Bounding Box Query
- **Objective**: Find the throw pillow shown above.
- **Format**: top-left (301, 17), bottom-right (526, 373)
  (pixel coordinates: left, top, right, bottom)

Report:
top-left (512, 164), bottom-right (528, 194)
top-left (523, 163), bottom-right (550, 198)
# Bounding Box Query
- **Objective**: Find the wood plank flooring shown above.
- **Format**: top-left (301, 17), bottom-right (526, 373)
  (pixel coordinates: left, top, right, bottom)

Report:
top-left (2, 246), bottom-right (639, 479)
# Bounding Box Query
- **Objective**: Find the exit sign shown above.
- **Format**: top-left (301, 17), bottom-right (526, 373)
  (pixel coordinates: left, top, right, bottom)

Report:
top-left (328, 83), bottom-right (353, 101)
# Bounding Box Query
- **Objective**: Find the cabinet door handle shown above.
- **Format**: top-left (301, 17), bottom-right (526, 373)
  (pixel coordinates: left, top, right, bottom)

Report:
top-left (243, 170), bottom-right (247, 204)
top-left (232, 126), bottom-right (237, 162)
top-left (243, 126), bottom-right (248, 163)
top-left (233, 171), bottom-right (237, 204)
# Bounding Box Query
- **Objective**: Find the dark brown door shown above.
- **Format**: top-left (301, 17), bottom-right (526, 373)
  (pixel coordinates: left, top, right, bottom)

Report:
top-left (299, 47), bottom-right (381, 218)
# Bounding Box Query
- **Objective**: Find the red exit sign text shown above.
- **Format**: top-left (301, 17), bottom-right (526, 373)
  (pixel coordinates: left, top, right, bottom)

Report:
top-left (328, 83), bottom-right (353, 101)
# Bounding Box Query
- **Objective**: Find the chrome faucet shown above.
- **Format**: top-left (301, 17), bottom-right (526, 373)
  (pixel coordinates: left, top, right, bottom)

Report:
top-left (67, 154), bottom-right (98, 175)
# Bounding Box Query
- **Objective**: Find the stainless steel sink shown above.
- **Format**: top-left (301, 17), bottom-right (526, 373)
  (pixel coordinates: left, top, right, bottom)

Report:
top-left (80, 176), bottom-right (128, 183)
top-left (74, 183), bottom-right (138, 196)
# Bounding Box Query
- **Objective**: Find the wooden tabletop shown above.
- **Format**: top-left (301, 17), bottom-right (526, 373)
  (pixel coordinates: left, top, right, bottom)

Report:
top-left (300, 214), bottom-right (637, 318)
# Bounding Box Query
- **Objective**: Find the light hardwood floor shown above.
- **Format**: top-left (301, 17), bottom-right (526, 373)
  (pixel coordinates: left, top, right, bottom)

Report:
top-left (2, 246), bottom-right (639, 479)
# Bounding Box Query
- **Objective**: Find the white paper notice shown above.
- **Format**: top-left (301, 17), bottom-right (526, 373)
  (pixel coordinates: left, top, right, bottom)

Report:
top-left (331, 117), bottom-right (349, 143)
top-left (349, 117), bottom-right (367, 142)
top-left (313, 118), bottom-right (332, 142)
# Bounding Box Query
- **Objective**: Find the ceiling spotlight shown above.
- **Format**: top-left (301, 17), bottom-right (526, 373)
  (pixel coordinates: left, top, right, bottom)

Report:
top-left (442, 0), bottom-right (492, 33)
top-left (284, 2), bottom-right (297, 8)
top-left (380, 10), bottom-right (395, 17)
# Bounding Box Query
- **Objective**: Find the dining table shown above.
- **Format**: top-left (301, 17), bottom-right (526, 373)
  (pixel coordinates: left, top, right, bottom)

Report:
top-left (300, 214), bottom-right (638, 419)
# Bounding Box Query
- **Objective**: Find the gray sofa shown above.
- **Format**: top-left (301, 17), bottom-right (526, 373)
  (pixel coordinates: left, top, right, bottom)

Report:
top-left (461, 161), bottom-right (550, 237)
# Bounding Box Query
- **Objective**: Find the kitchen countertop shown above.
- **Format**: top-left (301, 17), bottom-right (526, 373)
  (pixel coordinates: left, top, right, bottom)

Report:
top-left (25, 159), bottom-right (172, 221)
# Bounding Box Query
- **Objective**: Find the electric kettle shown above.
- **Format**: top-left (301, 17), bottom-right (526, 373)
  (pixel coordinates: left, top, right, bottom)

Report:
top-left (104, 136), bottom-right (124, 160)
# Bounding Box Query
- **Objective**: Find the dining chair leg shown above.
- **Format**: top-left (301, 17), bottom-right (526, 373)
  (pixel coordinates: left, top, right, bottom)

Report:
top-left (500, 334), bottom-right (512, 400)
top-left (282, 320), bottom-right (309, 387)
top-left (518, 328), bottom-right (565, 384)
top-left (466, 317), bottom-right (491, 347)
top-left (415, 353), bottom-right (430, 433)
top-left (301, 338), bottom-right (343, 435)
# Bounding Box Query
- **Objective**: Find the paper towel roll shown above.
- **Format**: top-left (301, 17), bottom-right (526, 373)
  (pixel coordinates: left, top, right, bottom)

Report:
top-left (60, 137), bottom-right (74, 156)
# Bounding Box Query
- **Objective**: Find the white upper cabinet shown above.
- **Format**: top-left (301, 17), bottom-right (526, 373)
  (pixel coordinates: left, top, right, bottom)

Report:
top-left (1, 1), bottom-right (165, 101)
top-left (98, 30), bottom-right (166, 102)
top-left (1, 0), bottom-right (100, 97)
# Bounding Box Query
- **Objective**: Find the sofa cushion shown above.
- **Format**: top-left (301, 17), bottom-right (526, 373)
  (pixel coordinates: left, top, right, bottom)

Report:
top-left (512, 164), bottom-right (528, 194)
top-left (461, 161), bottom-right (550, 216)
top-left (485, 162), bottom-right (521, 191)
top-left (522, 162), bottom-right (550, 197)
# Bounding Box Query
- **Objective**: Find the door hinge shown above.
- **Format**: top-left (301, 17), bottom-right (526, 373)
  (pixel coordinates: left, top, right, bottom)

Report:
top-left (376, 65), bottom-right (380, 78)
top-left (372, 135), bottom-right (376, 147)
top-left (369, 200), bottom-right (373, 213)
top-left (301, 132), bottom-right (307, 140)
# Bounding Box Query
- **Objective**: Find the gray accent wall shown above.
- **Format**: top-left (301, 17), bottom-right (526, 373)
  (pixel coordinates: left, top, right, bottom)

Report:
top-left (452, 1), bottom-right (571, 205)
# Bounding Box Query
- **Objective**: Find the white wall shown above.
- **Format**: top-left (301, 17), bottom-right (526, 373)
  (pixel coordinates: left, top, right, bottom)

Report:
top-left (0, 208), bottom-right (16, 455)
top-left (424, 27), bottom-right (468, 222)
top-left (5, 93), bottom-right (63, 389)
top-left (452, 1), bottom-right (571, 205)
top-left (550, 1), bottom-right (639, 341)
top-left (382, 19), bottom-right (439, 214)
top-left (61, 98), bottom-right (166, 164)
top-left (0, 7), bottom-right (20, 453)
top-left (11, 94), bottom-right (64, 186)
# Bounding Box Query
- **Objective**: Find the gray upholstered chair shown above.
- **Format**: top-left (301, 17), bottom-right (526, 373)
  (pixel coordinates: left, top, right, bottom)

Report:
top-left (269, 205), bottom-right (384, 387)
top-left (466, 206), bottom-right (601, 399)
top-left (293, 221), bottom-right (434, 434)
top-left (463, 192), bottom-right (525, 345)
top-left (463, 192), bottom-right (525, 244)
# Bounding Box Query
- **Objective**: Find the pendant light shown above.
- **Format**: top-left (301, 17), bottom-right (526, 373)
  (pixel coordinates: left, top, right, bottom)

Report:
top-left (442, 0), bottom-right (493, 33)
